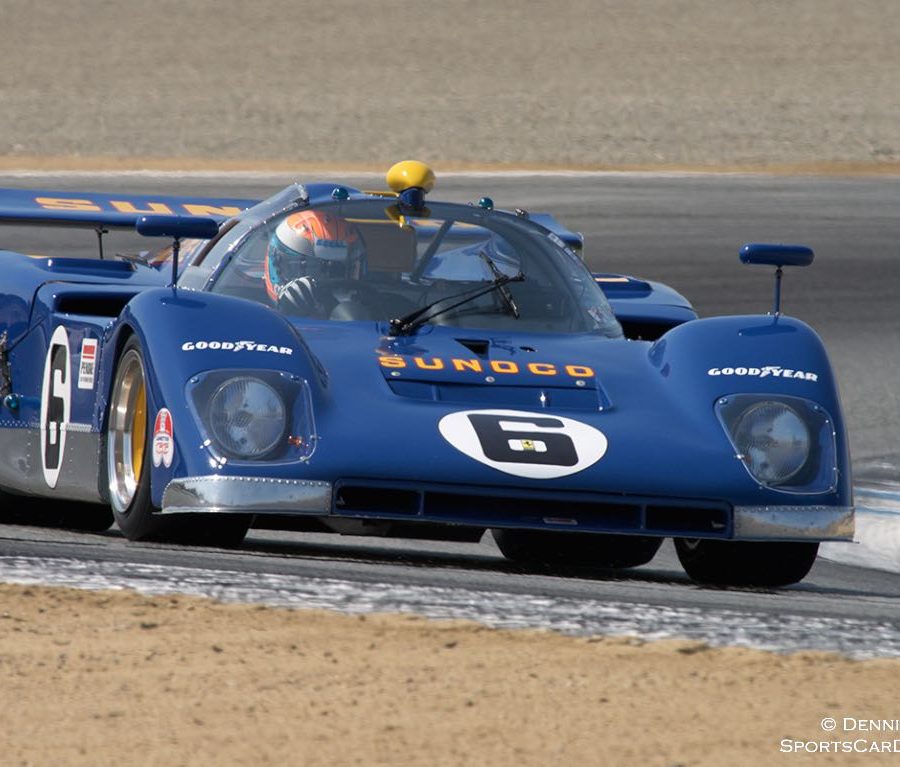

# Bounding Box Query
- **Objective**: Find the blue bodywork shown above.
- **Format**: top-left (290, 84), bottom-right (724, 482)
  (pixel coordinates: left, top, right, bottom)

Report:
top-left (0, 182), bottom-right (853, 560)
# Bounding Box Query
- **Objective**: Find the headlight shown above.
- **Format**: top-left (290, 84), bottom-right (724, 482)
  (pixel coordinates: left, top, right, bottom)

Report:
top-left (716, 394), bottom-right (837, 493)
top-left (732, 401), bottom-right (810, 484)
top-left (208, 377), bottom-right (286, 459)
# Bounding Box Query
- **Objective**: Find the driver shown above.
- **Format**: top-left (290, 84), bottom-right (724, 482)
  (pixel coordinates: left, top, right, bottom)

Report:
top-left (264, 210), bottom-right (366, 318)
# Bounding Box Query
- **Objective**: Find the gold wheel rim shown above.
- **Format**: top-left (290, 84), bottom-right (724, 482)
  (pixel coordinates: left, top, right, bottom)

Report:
top-left (107, 348), bottom-right (147, 514)
top-left (132, 381), bottom-right (146, 482)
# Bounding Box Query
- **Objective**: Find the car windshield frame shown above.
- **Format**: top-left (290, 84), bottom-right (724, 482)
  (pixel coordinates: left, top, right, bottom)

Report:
top-left (208, 197), bottom-right (623, 339)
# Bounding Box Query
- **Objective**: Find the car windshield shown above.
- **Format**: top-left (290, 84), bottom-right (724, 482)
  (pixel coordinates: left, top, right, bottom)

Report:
top-left (209, 199), bottom-right (622, 338)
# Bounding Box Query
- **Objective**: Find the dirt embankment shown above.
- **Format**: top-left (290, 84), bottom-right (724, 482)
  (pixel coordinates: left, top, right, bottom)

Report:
top-left (1, 584), bottom-right (898, 767)
top-left (1, 0), bottom-right (899, 170)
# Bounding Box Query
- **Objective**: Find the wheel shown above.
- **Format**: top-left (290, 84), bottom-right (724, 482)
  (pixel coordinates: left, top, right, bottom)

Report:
top-left (106, 335), bottom-right (251, 547)
top-left (492, 529), bottom-right (662, 569)
top-left (106, 335), bottom-right (168, 541)
top-left (674, 538), bottom-right (819, 587)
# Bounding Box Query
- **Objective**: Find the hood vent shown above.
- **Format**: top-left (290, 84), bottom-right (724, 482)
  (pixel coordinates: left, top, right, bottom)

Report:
top-left (388, 379), bottom-right (602, 411)
top-left (456, 338), bottom-right (490, 357)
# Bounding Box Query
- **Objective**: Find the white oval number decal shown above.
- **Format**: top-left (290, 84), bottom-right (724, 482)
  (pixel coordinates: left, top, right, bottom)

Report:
top-left (438, 409), bottom-right (608, 479)
top-left (41, 325), bottom-right (71, 488)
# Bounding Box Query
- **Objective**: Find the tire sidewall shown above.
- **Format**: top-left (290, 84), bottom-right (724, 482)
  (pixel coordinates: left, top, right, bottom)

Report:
top-left (106, 336), bottom-right (159, 540)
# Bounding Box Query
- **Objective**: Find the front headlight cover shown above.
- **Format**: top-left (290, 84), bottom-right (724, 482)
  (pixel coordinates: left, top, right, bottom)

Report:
top-left (209, 377), bottom-right (286, 459)
top-left (187, 369), bottom-right (317, 463)
top-left (732, 401), bottom-right (810, 484)
top-left (716, 394), bottom-right (837, 493)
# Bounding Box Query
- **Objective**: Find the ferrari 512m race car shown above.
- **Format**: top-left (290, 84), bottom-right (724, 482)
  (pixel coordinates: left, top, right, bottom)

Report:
top-left (0, 162), bottom-right (852, 586)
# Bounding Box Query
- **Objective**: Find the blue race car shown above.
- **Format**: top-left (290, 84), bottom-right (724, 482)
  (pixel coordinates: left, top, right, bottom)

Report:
top-left (0, 162), bottom-right (853, 586)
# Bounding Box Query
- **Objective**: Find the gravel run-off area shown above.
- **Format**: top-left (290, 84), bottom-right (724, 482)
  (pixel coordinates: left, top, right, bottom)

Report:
top-left (1, 0), bottom-right (900, 170)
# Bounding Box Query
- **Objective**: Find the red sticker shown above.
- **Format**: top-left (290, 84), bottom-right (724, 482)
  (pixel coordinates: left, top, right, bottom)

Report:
top-left (78, 338), bottom-right (98, 390)
top-left (152, 408), bottom-right (174, 468)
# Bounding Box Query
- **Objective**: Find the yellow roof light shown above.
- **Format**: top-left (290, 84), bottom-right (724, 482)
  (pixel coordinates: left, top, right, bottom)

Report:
top-left (386, 161), bottom-right (435, 194)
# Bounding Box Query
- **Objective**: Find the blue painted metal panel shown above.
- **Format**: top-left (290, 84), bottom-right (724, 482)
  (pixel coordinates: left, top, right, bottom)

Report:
top-left (0, 187), bottom-right (257, 228)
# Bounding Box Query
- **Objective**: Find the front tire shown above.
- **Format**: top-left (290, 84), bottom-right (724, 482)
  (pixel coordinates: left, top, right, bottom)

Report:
top-left (674, 538), bottom-right (819, 587)
top-left (492, 529), bottom-right (662, 569)
top-left (106, 336), bottom-right (251, 547)
top-left (106, 336), bottom-right (167, 541)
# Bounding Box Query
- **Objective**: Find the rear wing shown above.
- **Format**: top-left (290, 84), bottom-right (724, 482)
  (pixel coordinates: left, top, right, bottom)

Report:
top-left (0, 187), bottom-right (257, 229)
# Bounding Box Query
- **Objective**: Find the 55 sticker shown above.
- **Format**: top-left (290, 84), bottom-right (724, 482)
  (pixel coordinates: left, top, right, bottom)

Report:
top-left (152, 409), bottom-right (175, 468)
top-left (438, 409), bottom-right (608, 479)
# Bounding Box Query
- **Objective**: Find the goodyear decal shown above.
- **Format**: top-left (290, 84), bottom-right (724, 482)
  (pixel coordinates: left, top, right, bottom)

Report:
top-left (379, 355), bottom-right (595, 379)
top-left (182, 340), bottom-right (293, 355)
top-left (708, 366), bottom-right (818, 382)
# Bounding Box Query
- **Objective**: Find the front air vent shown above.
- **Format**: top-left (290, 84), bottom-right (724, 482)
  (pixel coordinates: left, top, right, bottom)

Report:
top-left (333, 481), bottom-right (733, 538)
top-left (55, 293), bottom-right (137, 317)
top-left (644, 505), bottom-right (729, 534)
top-left (387, 380), bottom-right (602, 411)
top-left (619, 320), bottom-right (679, 341)
top-left (335, 486), bottom-right (421, 515)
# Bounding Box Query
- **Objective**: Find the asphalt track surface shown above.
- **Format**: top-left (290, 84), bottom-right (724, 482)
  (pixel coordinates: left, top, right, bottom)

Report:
top-left (1, 172), bottom-right (899, 654)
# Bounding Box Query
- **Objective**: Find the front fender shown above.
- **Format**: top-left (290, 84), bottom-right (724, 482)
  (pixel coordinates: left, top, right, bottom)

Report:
top-left (649, 314), bottom-right (851, 503)
top-left (98, 289), bottom-right (324, 506)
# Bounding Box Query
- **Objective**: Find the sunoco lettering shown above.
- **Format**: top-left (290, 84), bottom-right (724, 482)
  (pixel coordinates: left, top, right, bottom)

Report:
top-left (490, 360), bottom-right (519, 374)
top-left (453, 359), bottom-right (482, 372)
top-left (182, 341), bottom-right (293, 355)
top-left (379, 356), bottom-right (595, 379)
top-left (36, 197), bottom-right (101, 212)
top-left (111, 201), bottom-right (175, 215)
top-left (35, 196), bottom-right (241, 217)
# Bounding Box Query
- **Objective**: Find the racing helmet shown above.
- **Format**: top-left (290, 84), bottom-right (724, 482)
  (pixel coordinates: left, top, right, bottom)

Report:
top-left (264, 210), bottom-right (365, 301)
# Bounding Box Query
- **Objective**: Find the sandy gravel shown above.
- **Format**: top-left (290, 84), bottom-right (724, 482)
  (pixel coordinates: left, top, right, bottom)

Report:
top-left (1, 0), bottom-right (900, 169)
top-left (2, 583), bottom-right (899, 767)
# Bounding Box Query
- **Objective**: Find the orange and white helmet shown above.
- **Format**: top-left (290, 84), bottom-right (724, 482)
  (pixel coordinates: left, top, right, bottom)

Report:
top-left (264, 210), bottom-right (364, 301)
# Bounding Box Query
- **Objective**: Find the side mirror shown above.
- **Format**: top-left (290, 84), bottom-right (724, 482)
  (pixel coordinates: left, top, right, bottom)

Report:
top-left (135, 215), bottom-right (219, 287)
top-left (739, 243), bottom-right (814, 268)
top-left (739, 242), bottom-right (815, 315)
top-left (135, 215), bottom-right (219, 240)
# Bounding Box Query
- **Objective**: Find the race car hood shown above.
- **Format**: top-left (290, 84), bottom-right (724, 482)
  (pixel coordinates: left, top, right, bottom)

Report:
top-left (373, 328), bottom-right (613, 411)
top-left (121, 286), bottom-right (847, 513)
top-left (292, 319), bottom-right (619, 408)
top-left (287, 316), bottom-right (849, 508)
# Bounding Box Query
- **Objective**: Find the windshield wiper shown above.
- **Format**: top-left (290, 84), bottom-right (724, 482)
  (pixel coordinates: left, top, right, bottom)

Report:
top-left (389, 271), bottom-right (525, 336)
top-left (478, 249), bottom-right (520, 319)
